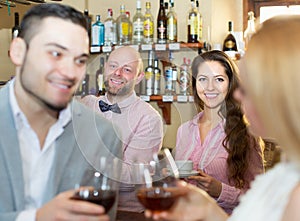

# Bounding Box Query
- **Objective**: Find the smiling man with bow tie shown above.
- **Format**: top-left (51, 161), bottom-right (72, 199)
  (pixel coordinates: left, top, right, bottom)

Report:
top-left (81, 46), bottom-right (163, 212)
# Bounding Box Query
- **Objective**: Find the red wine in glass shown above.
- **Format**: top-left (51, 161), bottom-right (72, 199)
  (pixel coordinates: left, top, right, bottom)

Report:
top-left (71, 189), bottom-right (116, 213)
top-left (137, 186), bottom-right (185, 212)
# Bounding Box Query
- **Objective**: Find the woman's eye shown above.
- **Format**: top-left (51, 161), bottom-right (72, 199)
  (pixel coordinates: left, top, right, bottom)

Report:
top-left (216, 78), bottom-right (225, 82)
top-left (198, 77), bottom-right (206, 82)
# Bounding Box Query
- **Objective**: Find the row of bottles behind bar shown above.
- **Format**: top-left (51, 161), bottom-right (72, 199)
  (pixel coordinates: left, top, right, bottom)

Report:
top-left (85, 0), bottom-right (202, 47)
top-left (77, 52), bottom-right (192, 98)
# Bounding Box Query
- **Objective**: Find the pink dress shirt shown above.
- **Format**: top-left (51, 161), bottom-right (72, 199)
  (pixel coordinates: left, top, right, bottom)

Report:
top-left (175, 112), bottom-right (264, 214)
top-left (81, 92), bottom-right (163, 212)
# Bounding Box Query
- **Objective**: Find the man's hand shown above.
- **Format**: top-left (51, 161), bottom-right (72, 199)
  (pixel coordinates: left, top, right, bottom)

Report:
top-left (36, 190), bottom-right (110, 221)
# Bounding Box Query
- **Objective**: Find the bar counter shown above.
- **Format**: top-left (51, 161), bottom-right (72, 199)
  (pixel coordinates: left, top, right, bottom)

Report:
top-left (116, 210), bottom-right (154, 221)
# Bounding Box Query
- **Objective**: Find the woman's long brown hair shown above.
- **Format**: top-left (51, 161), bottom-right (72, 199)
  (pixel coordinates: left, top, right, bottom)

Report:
top-left (191, 50), bottom-right (256, 188)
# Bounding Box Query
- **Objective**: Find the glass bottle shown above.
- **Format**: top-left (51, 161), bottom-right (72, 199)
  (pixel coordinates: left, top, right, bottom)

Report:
top-left (244, 11), bottom-right (256, 50)
top-left (133, 0), bottom-right (144, 44)
top-left (143, 2), bottom-right (154, 44)
top-left (179, 57), bottom-right (190, 95)
top-left (126, 11), bottom-right (133, 44)
top-left (145, 50), bottom-right (155, 95)
top-left (116, 5), bottom-right (130, 45)
top-left (104, 9), bottom-right (117, 46)
top-left (96, 57), bottom-right (106, 96)
top-left (187, 0), bottom-right (199, 43)
top-left (91, 15), bottom-right (105, 46)
top-left (157, 0), bottom-right (167, 44)
top-left (153, 59), bottom-right (161, 95)
top-left (12, 12), bottom-right (20, 39)
top-left (167, 0), bottom-right (177, 42)
top-left (83, 10), bottom-right (92, 47)
top-left (195, 0), bottom-right (203, 41)
top-left (222, 21), bottom-right (238, 52)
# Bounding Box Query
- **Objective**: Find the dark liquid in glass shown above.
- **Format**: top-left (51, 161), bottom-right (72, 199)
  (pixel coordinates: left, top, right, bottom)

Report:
top-left (137, 187), bottom-right (185, 211)
top-left (71, 189), bottom-right (116, 212)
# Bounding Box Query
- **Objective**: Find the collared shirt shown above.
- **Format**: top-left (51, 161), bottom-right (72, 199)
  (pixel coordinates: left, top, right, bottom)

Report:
top-left (175, 112), bottom-right (264, 214)
top-left (81, 92), bottom-right (163, 212)
top-left (9, 81), bottom-right (72, 221)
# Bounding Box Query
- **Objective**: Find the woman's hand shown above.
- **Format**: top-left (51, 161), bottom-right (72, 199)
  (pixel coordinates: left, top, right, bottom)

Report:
top-left (144, 181), bottom-right (228, 221)
top-left (188, 170), bottom-right (222, 198)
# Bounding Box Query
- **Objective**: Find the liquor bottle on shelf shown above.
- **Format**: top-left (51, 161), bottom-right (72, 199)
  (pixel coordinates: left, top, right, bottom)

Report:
top-left (96, 57), bottom-right (106, 96)
top-left (223, 21), bottom-right (238, 58)
top-left (187, 0), bottom-right (199, 43)
top-left (164, 51), bottom-right (176, 95)
top-left (126, 11), bottom-right (133, 44)
top-left (179, 57), bottom-right (191, 95)
top-left (167, 0), bottom-right (177, 43)
top-left (164, 2), bottom-right (169, 16)
top-left (133, 0), bottom-right (144, 44)
top-left (157, 0), bottom-right (167, 44)
top-left (244, 11), bottom-right (256, 50)
top-left (145, 50), bottom-right (155, 95)
top-left (143, 2), bottom-right (154, 44)
top-left (78, 74), bottom-right (89, 97)
top-left (195, 0), bottom-right (203, 41)
top-left (116, 5), bottom-right (131, 45)
top-left (83, 10), bottom-right (92, 47)
top-left (153, 59), bottom-right (161, 95)
top-left (91, 15), bottom-right (105, 47)
top-left (104, 9), bottom-right (117, 46)
top-left (12, 12), bottom-right (20, 39)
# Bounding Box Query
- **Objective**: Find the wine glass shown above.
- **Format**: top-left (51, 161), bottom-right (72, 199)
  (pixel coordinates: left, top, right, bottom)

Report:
top-left (71, 157), bottom-right (119, 213)
top-left (135, 148), bottom-right (186, 213)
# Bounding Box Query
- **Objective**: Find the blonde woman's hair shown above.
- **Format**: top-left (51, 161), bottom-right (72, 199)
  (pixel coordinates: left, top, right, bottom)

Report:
top-left (244, 15), bottom-right (300, 161)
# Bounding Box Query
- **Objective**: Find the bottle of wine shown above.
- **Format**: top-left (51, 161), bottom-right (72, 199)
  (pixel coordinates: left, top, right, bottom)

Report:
top-left (145, 50), bottom-right (155, 95)
top-left (157, 0), bottom-right (167, 44)
top-left (153, 59), bottom-right (161, 95)
top-left (96, 57), bottom-right (105, 96)
top-left (187, 0), bottom-right (199, 43)
top-left (223, 21), bottom-right (238, 58)
top-left (133, 0), bottom-right (144, 44)
top-left (167, 0), bottom-right (177, 43)
top-left (195, 0), bottom-right (203, 42)
top-left (91, 15), bottom-right (105, 47)
top-left (116, 5), bottom-right (130, 45)
top-left (104, 9), bottom-right (117, 46)
top-left (126, 11), bottom-right (133, 44)
top-left (143, 2), bottom-right (154, 44)
top-left (12, 12), bottom-right (20, 39)
top-left (244, 11), bottom-right (256, 50)
top-left (179, 57), bottom-right (190, 95)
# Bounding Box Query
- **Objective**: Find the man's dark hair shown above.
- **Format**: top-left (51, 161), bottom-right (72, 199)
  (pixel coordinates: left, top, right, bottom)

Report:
top-left (19, 3), bottom-right (87, 45)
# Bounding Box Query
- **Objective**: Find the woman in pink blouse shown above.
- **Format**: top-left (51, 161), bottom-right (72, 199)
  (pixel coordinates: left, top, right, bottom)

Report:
top-left (175, 50), bottom-right (264, 214)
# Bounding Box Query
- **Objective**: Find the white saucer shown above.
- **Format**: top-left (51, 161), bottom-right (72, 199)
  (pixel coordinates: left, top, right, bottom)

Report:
top-left (179, 170), bottom-right (199, 178)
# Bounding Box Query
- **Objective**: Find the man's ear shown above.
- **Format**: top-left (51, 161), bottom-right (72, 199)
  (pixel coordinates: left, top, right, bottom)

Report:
top-left (9, 38), bottom-right (27, 66)
top-left (135, 71), bottom-right (145, 85)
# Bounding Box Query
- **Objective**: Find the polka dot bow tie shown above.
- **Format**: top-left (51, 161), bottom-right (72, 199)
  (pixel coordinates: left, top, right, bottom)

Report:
top-left (99, 100), bottom-right (121, 114)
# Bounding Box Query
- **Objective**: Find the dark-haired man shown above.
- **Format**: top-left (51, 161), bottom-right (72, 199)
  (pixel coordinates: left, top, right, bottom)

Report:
top-left (0, 3), bottom-right (121, 221)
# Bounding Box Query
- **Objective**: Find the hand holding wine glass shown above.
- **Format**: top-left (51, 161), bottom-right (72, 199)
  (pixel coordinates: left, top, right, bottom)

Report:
top-left (71, 157), bottom-right (119, 214)
top-left (136, 149), bottom-right (187, 213)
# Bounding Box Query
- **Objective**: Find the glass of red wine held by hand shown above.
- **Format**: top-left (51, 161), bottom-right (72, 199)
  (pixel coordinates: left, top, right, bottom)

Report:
top-left (136, 149), bottom-right (187, 214)
top-left (71, 157), bottom-right (119, 213)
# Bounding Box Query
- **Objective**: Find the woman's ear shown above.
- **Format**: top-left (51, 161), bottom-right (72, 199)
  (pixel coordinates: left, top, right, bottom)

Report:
top-left (9, 38), bottom-right (27, 66)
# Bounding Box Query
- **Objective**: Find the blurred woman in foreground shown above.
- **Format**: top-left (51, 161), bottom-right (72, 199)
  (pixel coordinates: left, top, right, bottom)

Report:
top-left (146, 15), bottom-right (300, 221)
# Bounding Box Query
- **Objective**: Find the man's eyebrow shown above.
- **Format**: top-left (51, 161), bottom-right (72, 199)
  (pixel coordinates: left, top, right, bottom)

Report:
top-left (45, 43), bottom-right (68, 51)
top-left (45, 43), bottom-right (89, 59)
